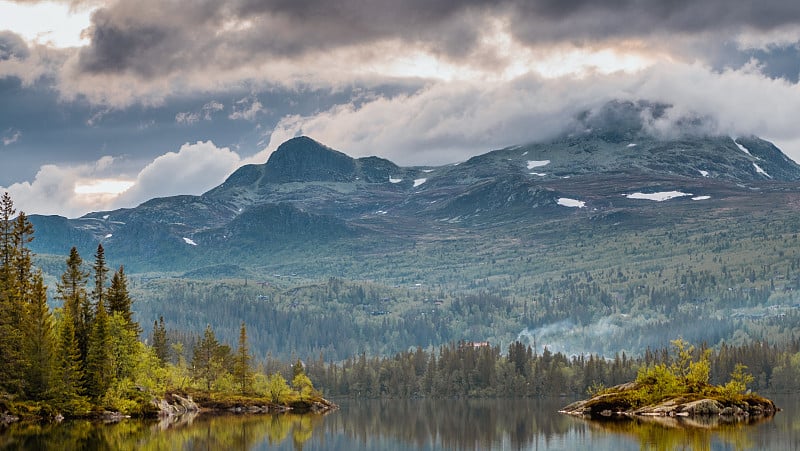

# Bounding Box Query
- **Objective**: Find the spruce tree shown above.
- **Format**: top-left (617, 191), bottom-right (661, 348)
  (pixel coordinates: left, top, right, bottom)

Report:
top-left (0, 193), bottom-right (27, 395)
top-left (91, 244), bottom-right (108, 313)
top-left (25, 271), bottom-right (55, 399)
top-left (85, 299), bottom-right (113, 401)
top-left (54, 308), bottom-right (87, 412)
top-left (107, 265), bottom-right (139, 334)
top-left (192, 325), bottom-right (221, 391)
top-left (233, 321), bottom-right (254, 395)
top-left (152, 316), bottom-right (169, 365)
top-left (57, 247), bottom-right (91, 366)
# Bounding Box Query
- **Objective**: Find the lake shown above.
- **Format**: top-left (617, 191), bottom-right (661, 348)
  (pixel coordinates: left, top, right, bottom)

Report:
top-left (1, 395), bottom-right (798, 450)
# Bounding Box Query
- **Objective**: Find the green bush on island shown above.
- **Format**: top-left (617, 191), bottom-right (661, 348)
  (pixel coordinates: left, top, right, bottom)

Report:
top-left (579, 339), bottom-right (772, 415)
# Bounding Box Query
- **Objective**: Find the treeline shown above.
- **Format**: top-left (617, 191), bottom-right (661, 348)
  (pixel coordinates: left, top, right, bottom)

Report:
top-left (305, 338), bottom-right (800, 398)
top-left (0, 193), bottom-right (319, 418)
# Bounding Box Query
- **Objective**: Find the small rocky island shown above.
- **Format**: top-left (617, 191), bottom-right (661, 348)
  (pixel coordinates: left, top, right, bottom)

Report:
top-left (560, 340), bottom-right (778, 424)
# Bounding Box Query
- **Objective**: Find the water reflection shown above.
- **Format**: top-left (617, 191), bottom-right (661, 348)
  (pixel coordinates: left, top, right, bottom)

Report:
top-left (0, 396), bottom-right (795, 450)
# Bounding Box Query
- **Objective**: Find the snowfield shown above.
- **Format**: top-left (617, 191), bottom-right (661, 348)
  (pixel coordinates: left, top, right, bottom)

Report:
top-left (626, 191), bottom-right (692, 201)
top-left (527, 160), bottom-right (550, 169)
top-left (753, 163), bottom-right (772, 178)
top-left (698, 170), bottom-right (709, 177)
top-left (557, 198), bottom-right (586, 208)
top-left (734, 140), bottom-right (753, 156)
top-left (413, 178), bottom-right (427, 187)
top-left (389, 177), bottom-right (402, 183)
top-left (692, 195), bottom-right (711, 201)
top-left (182, 237), bottom-right (198, 246)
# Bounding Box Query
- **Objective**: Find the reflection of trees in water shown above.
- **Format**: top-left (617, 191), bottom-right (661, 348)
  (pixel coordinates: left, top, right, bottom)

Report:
top-left (0, 413), bottom-right (324, 450)
top-left (580, 415), bottom-right (773, 451)
top-left (323, 399), bottom-right (579, 450)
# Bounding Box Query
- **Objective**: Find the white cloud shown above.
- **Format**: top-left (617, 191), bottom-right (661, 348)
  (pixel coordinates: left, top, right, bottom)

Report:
top-left (2, 129), bottom-right (21, 146)
top-left (175, 111), bottom-right (200, 124)
top-left (257, 60), bottom-right (800, 165)
top-left (1, 141), bottom-right (243, 218)
top-left (113, 141), bottom-right (241, 208)
top-left (229, 97), bottom-right (264, 121)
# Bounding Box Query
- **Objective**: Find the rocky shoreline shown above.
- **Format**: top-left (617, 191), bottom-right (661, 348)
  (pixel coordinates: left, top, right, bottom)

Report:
top-left (559, 382), bottom-right (778, 423)
top-left (155, 392), bottom-right (338, 420)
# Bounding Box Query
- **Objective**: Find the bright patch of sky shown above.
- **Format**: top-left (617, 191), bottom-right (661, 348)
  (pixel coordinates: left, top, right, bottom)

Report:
top-left (557, 198), bottom-right (586, 208)
top-left (0, 1), bottom-right (94, 48)
top-left (626, 191), bottom-right (692, 201)
top-left (74, 179), bottom-right (134, 195)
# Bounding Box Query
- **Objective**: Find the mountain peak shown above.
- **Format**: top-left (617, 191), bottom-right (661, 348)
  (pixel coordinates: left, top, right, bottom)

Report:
top-left (264, 136), bottom-right (357, 183)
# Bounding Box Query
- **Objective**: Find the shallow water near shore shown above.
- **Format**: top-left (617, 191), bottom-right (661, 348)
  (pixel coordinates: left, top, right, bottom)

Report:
top-left (1, 395), bottom-right (798, 450)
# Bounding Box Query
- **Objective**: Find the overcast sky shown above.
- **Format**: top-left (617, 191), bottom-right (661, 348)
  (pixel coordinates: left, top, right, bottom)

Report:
top-left (1, 0), bottom-right (800, 217)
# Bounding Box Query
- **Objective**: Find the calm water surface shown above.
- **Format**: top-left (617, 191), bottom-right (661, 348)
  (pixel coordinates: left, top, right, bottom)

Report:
top-left (2, 395), bottom-right (799, 450)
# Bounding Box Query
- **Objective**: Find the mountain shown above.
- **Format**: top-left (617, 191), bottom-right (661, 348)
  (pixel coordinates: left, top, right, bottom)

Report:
top-left (26, 100), bottom-right (800, 359)
top-left (29, 104), bottom-right (800, 270)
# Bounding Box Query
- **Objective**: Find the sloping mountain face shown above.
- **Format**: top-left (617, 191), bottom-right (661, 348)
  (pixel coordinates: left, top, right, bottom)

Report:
top-left (27, 101), bottom-right (800, 273)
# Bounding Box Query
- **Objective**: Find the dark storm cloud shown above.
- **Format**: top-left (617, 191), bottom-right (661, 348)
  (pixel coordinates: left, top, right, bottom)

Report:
top-left (70, 0), bottom-right (800, 83)
top-left (0, 31), bottom-right (30, 60)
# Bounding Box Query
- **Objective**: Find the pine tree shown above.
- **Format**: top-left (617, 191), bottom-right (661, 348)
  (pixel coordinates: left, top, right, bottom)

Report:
top-left (24, 271), bottom-right (55, 399)
top-left (53, 308), bottom-right (88, 413)
top-left (107, 266), bottom-right (139, 334)
top-left (192, 325), bottom-right (222, 391)
top-left (233, 321), bottom-right (254, 395)
top-left (152, 316), bottom-right (169, 365)
top-left (57, 247), bottom-right (91, 366)
top-left (0, 193), bottom-right (27, 394)
top-left (91, 244), bottom-right (108, 312)
top-left (85, 300), bottom-right (113, 400)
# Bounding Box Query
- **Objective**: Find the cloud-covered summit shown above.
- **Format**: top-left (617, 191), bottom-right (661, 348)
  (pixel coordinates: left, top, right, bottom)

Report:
top-left (2, 0), bottom-right (800, 217)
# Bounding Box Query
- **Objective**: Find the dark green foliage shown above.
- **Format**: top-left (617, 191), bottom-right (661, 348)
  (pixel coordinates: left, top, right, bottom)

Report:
top-left (151, 316), bottom-right (169, 364)
top-left (192, 325), bottom-right (226, 391)
top-left (85, 300), bottom-right (113, 400)
top-left (107, 265), bottom-right (139, 334)
top-left (24, 271), bottom-right (54, 399)
top-left (57, 247), bottom-right (90, 365)
top-left (233, 322), bottom-right (254, 395)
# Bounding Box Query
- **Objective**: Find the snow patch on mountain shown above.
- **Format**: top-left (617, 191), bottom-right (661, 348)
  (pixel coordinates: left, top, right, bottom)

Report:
top-left (698, 170), bottom-right (709, 177)
top-left (527, 160), bottom-right (550, 169)
top-left (557, 198), bottom-right (586, 208)
top-left (413, 178), bottom-right (427, 187)
top-left (692, 195), bottom-right (711, 201)
top-left (734, 139), bottom-right (753, 156)
top-left (183, 237), bottom-right (198, 246)
top-left (389, 177), bottom-right (402, 183)
top-left (753, 163), bottom-right (772, 178)
top-left (626, 191), bottom-right (692, 201)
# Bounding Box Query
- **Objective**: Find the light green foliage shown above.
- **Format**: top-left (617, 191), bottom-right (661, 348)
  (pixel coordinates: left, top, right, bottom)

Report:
top-left (266, 373), bottom-right (293, 404)
top-left (722, 364), bottom-right (755, 399)
top-left (292, 373), bottom-right (315, 401)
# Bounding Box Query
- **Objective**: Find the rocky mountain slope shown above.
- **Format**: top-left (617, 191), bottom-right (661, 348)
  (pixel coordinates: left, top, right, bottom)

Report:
top-left (28, 102), bottom-right (800, 275)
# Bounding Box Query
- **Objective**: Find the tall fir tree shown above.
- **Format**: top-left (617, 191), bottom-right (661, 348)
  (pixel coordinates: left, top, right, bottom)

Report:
top-left (152, 316), bottom-right (169, 365)
top-left (85, 299), bottom-right (113, 401)
top-left (192, 325), bottom-right (222, 391)
top-left (57, 247), bottom-right (91, 367)
top-left (24, 271), bottom-right (55, 399)
top-left (0, 193), bottom-right (27, 395)
top-left (233, 321), bottom-right (254, 395)
top-left (53, 308), bottom-right (88, 414)
top-left (91, 244), bottom-right (108, 312)
top-left (107, 265), bottom-right (139, 334)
